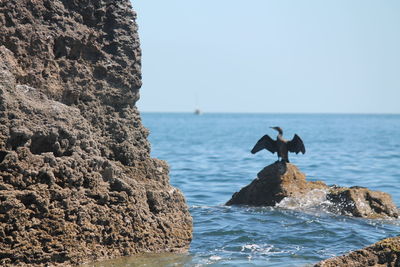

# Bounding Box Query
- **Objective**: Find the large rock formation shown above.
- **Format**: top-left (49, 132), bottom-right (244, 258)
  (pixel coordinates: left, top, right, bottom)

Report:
top-left (0, 1), bottom-right (192, 266)
top-left (226, 162), bottom-right (399, 219)
top-left (314, 237), bottom-right (400, 267)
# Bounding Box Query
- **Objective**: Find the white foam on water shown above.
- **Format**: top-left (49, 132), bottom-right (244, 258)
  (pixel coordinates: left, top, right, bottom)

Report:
top-left (275, 188), bottom-right (334, 214)
top-left (209, 255), bottom-right (222, 261)
top-left (241, 243), bottom-right (275, 255)
top-left (241, 244), bottom-right (260, 252)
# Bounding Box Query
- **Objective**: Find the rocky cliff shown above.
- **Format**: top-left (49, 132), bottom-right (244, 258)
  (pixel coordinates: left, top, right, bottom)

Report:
top-left (0, 1), bottom-right (192, 266)
top-left (226, 162), bottom-right (399, 219)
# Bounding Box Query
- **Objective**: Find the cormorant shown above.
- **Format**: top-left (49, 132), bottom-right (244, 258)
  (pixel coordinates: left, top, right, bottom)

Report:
top-left (251, 127), bottom-right (305, 163)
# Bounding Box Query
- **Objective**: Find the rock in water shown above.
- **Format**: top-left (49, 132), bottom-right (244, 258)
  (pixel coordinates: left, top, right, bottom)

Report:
top-left (0, 1), bottom-right (192, 266)
top-left (226, 162), bottom-right (399, 219)
top-left (327, 186), bottom-right (399, 219)
top-left (314, 237), bottom-right (400, 267)
top-left (226, 162), bottom-right (326, 206)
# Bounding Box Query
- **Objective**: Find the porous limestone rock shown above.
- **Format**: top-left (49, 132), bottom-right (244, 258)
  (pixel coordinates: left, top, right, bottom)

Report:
top-left (314, 237), bottom-right (400, 267)
top-left (226, 162), bottom-right (398, 219)
top-left (0, 0), bottom-right (146, 166)
top-left (0, 1), bottom-right (192, 266)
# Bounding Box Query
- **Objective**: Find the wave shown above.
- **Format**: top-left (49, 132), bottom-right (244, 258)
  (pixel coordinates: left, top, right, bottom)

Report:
top-left (275, 189), bottom-right (334, 215)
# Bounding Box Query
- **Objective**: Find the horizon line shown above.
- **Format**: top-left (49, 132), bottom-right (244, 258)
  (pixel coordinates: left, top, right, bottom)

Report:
top-left (139, 111), bottom-right (400, 115)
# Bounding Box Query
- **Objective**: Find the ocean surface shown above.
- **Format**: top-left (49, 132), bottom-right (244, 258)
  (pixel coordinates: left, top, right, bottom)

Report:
top-left (85, 113), bottom-right (400, 267)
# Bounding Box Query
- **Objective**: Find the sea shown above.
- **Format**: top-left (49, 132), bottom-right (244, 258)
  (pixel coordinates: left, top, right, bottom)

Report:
top-left (84, 113), bottom-right (400, 267)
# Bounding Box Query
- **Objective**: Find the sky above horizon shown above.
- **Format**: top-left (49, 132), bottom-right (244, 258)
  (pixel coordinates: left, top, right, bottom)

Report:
top-left (133, 0), bottom-right (400, 114)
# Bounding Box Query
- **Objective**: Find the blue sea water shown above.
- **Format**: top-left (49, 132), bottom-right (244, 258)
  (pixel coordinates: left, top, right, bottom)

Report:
top-left (87, 113), bottom-right (400, 267)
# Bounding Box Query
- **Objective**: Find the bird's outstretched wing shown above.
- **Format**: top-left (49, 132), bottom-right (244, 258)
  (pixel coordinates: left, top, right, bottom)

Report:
top-left (287, 134), bottom-right (305, 154)
top-left (251, 135), bottom-right (277, 154)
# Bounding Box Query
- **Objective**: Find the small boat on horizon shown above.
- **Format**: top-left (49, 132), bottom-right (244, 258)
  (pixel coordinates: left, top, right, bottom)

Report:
top-left (194, 109), bottom-right (202, 115)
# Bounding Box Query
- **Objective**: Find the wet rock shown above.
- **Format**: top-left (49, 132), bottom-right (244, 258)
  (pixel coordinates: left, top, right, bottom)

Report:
top-left (0, 0), bottom-right (192, 266)
top-left (328, 186), bottom-right (399, 219)
top-left (226, 162), bottom-right (398, 219)
top-left (314, 236), bottom-right (400, 267)
top-left (226, 162), bottom-right (326, 206)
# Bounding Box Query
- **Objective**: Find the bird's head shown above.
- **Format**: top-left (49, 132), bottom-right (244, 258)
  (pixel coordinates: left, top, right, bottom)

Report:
top-left (270, 126), bottom-right (283, 135)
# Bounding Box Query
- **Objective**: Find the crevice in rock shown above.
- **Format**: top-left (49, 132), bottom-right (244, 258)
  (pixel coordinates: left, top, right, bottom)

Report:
top-left (147, 198), bottom-right (158, 214)
top-left (17, 192), bottom-right (47, 214)
top-left (103, 42), bottom-right (119, 55)
top-left (366, 193), bottom-right (385, 214)
top-left (29, 133), bottom-right (58, 155)
top-left (7, 133), bottom-right (30, 150)
top-left (93, 65), bottom-right (107, 80)
top-left (146, 192), bottom-right (159, 214)
top-left (53, 37), bottom-right (67, 59)
top-left (0, 151), bottom-right (8, 163)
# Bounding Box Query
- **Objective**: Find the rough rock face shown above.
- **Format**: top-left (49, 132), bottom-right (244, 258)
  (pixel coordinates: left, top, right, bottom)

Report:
top-left (314, 237), bottom-right (400, 267)
top-left (226, 162), bottom-right (399, 219)
top-left (327, 186), bottom-right (399, 219)
top-left (226, 162), bottom-right (326, 206)
top-left (0, 0), bottom-right (146, 165)
top-left (0, 1), bottom-right (192, 266)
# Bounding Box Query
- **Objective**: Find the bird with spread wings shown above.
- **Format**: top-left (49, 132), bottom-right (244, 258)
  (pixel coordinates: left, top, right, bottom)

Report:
top-left (251, 126), bottom-right (305, 163)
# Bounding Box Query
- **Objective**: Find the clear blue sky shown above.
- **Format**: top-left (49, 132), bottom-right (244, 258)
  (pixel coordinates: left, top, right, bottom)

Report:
top-left (133, 0), bottom-right (400, 113)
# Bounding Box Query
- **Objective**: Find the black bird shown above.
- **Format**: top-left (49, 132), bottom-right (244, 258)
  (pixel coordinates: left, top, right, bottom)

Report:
top-left (251, 127), bottom-right (305, 163)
